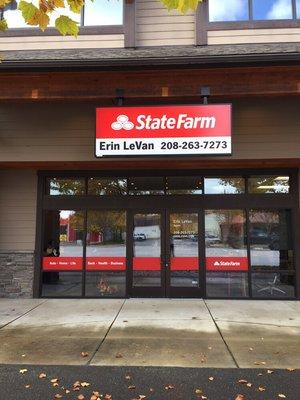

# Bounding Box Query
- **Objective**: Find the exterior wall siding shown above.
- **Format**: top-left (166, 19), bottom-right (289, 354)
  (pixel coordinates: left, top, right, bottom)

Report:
top-left (135, 0), bottom-right (195, 46)
top-left (0, 98), bottom-right (299, 162)
top-left (0, 34), bottom-right (124, 51)
top-left (0, 170), bottom-right (37, 251)
top-left (207, 28), bottom-right (300, 45)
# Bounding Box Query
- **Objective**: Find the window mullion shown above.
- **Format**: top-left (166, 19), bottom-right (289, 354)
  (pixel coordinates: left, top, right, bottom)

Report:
top-left (248, 0), bottom-right (253, 21)
top-left (292, 0), bottom-right (297, 19)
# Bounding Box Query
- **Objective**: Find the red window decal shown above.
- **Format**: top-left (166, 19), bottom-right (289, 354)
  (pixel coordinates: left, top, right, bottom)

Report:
top-left (206, 257), bottom-right (248, 271)
top-left (86, 257), bottom-right (126, 271)
top-left (133, 257), bottom-right (161, 271)
top-left (170, 257), bottom-right (199, 271)
top-left (42, 257), bottom-right (83, 271)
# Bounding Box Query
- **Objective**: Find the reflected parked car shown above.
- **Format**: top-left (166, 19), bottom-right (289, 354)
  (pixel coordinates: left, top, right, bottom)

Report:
top-left (134, 233), bottom-right (147, 241)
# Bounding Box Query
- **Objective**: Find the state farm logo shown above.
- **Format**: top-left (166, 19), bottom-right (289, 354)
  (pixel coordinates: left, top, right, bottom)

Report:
top-left (110, 113), bottom-right (216, 131)
top-left (111, 115), bottom-right (134, 131)
top-left (214, 260), bottom-right (241, 267)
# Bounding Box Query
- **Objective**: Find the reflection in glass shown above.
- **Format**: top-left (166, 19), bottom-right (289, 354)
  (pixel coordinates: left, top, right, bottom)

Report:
top-left (249, 210), bottom-right (294, 271)
top-left (248, 176), bottom-right (289, 193)
top-left (253, 0), bottom-right (293, 20)
top-left (204, 177), bottom-right (245, 194)
top-left (85, 272), bottom-right (125, 297)
top-left (170, 213), bottom-right (199, 287)
top-left (252, 272), bottom-right (295, 298)
top-left (209, 0), bottom-right (249, 21)
top-left (84, 0), bottom-right (123, 26)
top-left (297, 0), bottom-right (300, 17)
top-left (133, 213), bottom-right (161, 286)
top-left (86, 211), bottom-right (126, 257)
top-left (205, 210), bottom-right (247, 258)
top-left (48, 178), bottom-right (85, 195)
top-left (42, 272), bottom-right (82, 297)
top-left (206, 272), bottom-right (248, 297)
top-left (88, 178), bottom-right (127, 195)
top-left (166, 177), bottom-right (202, 194)
top-left (129, 177), bottom-right (165, 195)
top-left (42, 210), bottom-right (84, 295)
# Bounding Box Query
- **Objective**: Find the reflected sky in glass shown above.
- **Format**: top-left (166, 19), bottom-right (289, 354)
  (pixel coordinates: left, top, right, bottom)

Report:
top-left (209, 0), bottom-right (248, 21)
top-left (253, 0), bottom-right (293, 20)
top-left (84, 0), bottom-right (123, 26)
top-left (297, 0), bottom-right (300, 18)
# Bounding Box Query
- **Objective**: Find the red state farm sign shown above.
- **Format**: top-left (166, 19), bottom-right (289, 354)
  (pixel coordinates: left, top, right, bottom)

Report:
top-left (96, 105), bottom-right (232, 157)
top-left (206, 257), bottom-right (248, 271)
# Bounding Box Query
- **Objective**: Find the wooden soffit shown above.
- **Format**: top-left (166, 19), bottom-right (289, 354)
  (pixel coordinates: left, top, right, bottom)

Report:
top-left (0, 65), bottom-right (299, 101)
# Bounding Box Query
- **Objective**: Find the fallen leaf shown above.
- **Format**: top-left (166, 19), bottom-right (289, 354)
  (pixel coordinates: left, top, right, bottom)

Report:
top-left (19, 369), bottom-right (28, 374)
top-left (249, 347), bottom-right (254, 351)
top-left (104, 395), bottom-right (112, 400)
top-left (246, 383), bottom-right (252, 388)
top-left (257, 373), bottom-right (263, 376)
top-left (208, 346), bottom-right (212, 350)
top-left (25, 384), bottom-right (31, 389)
top-left (81, 352), bottom-right (89, 357)
top-left (115, 353), bottom-right (123, 358)
top-left (164, 385), bottom-right (175, 390)
top-left (55, 395), bottom-right (63, 399)
top-left (238, 380), bottom-right (248, 384)
top-left (53, 383), bottom-right (59, 387)
top-left (258, 387), bottom-right (266, 392)
top-left (51, 378), bottom-right (59, 383)
top-left (21, 354), bottom-right (26, 357)
top-left (65, 390), bottom-right (70, 394)
top-left (267, 370), bottom-right (274, 374)
top-left (39, 373), bottom-right (47, 379)
top-left (208, 377), bottom-right (214, 381)
top-left (128, 385), bottom-right (136, 390)
top-left (78, 395), bottom-right (85, 400)
top-left (125, 375), bottom-right (131, 380)
top-left (278, 395), bottom-right (286, 399)
top-left (92, 392), bottom-right (101, 397)
top-left (195, 389), bottom-right (203, 395)
top-left (81, 382), bottom-right (90, 387)
top-left (287, 368), bottom-right (296, 372)
top-left (235, 396), bottom-right (245, 400)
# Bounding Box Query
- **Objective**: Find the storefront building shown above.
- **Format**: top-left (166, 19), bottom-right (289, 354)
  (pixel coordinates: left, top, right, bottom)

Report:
top-left (0, 0), bottom-right (300, 299)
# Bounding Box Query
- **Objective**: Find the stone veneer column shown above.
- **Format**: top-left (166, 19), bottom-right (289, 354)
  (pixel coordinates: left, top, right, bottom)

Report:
top-left (0, 252), bottom-right (34, 298)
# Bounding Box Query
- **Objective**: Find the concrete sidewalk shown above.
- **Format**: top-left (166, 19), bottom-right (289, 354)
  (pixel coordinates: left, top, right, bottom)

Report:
top-left (0, 299), bottom-right (299, 368)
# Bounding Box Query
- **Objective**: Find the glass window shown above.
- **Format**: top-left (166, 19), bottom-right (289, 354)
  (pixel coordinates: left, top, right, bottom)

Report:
top-left (4, 0), bottom-right (80, 28)
top-left (47, 178), bottom-right (85, 195)
top-left (84, 0), bottom-right (123, 26)
top-left (133, 213), bottom-right (161, 286)
top-left (209, 0), bottom-right (249, 21)
top-left (205, 210), bottom-right (248, 269)
top-left (204, 177), bottom-right (245, 194)
top-left (206, 272), bottom-right (249, 297)
top-left (297, 0), bottom-right (300, 17)
top-left (252, 272), bottom-right (295, 298)
top-left (166, 177), bottom-right (202, 195)
top-left (129, 177), bottom-right (165, 195)
top-left (88, 178), bottom-right (127, 195)
top-left (170, 213), bottom-right (199, 287)
top-left (86, 210), bottom-right (126, 269)
top-left (42, 272), bottom-right (82, 297)
top-left (249, 210), bottom-right (294, 271)
top-left (253, 0), bottom-right (293, 20)
top-left (248, 176), bottom-right (289, 193)
top-left (85, 272), bottom-right (126, 297)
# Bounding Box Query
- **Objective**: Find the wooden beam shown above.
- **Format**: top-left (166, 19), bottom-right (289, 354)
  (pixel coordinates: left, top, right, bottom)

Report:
top-left (1, 159), bottom-right (300, 170)
top-left (0, 65), bottom-right (299, 101)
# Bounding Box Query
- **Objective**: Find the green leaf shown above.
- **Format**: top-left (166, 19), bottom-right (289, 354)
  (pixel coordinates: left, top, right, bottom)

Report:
top-left (55, 15), bottom-right (79, 36)
top-left (67, 0), bottom-right (84, 13)
top-left (160, 0), bottom-right (201, 12)
top-left (18, 1), bottom-right (39, 24)
top-left (0, 18), bottom-right (8, 31)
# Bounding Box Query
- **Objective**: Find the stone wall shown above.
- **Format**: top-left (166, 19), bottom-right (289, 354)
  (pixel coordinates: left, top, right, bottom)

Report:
top-left (0, 252), bottom-right (34, 298)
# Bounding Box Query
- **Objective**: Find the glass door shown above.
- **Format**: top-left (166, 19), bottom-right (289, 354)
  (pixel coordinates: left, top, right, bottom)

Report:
top-left (130, 211), bottom-right (166, 297)
top-left (129, 210), bottom-right (201, 298)
top-left (168, 211), bottom-right (201, 297)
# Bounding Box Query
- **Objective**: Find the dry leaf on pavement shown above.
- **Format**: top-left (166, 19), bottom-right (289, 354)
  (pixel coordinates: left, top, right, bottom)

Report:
top-left (258, 387), bottom-right (266, 392)
top-left (39, 373), bottom-right (47, 379)
top-left (164, 385), bottom-right (175, 390)
top-left (278, 395), bottom-right (287, 399)
top-left (128, 385), bottom-right (136, 390)
top-left (235, 395), bottom-right (246, 400)
top-left (19, 369), bottom-right (28, 374)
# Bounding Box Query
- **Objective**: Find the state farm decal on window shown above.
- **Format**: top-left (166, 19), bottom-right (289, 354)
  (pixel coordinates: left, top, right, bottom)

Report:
top-left (206, 257), bottom-right (248, 271)
top-left (95, 105), bottom-right (232, 157)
